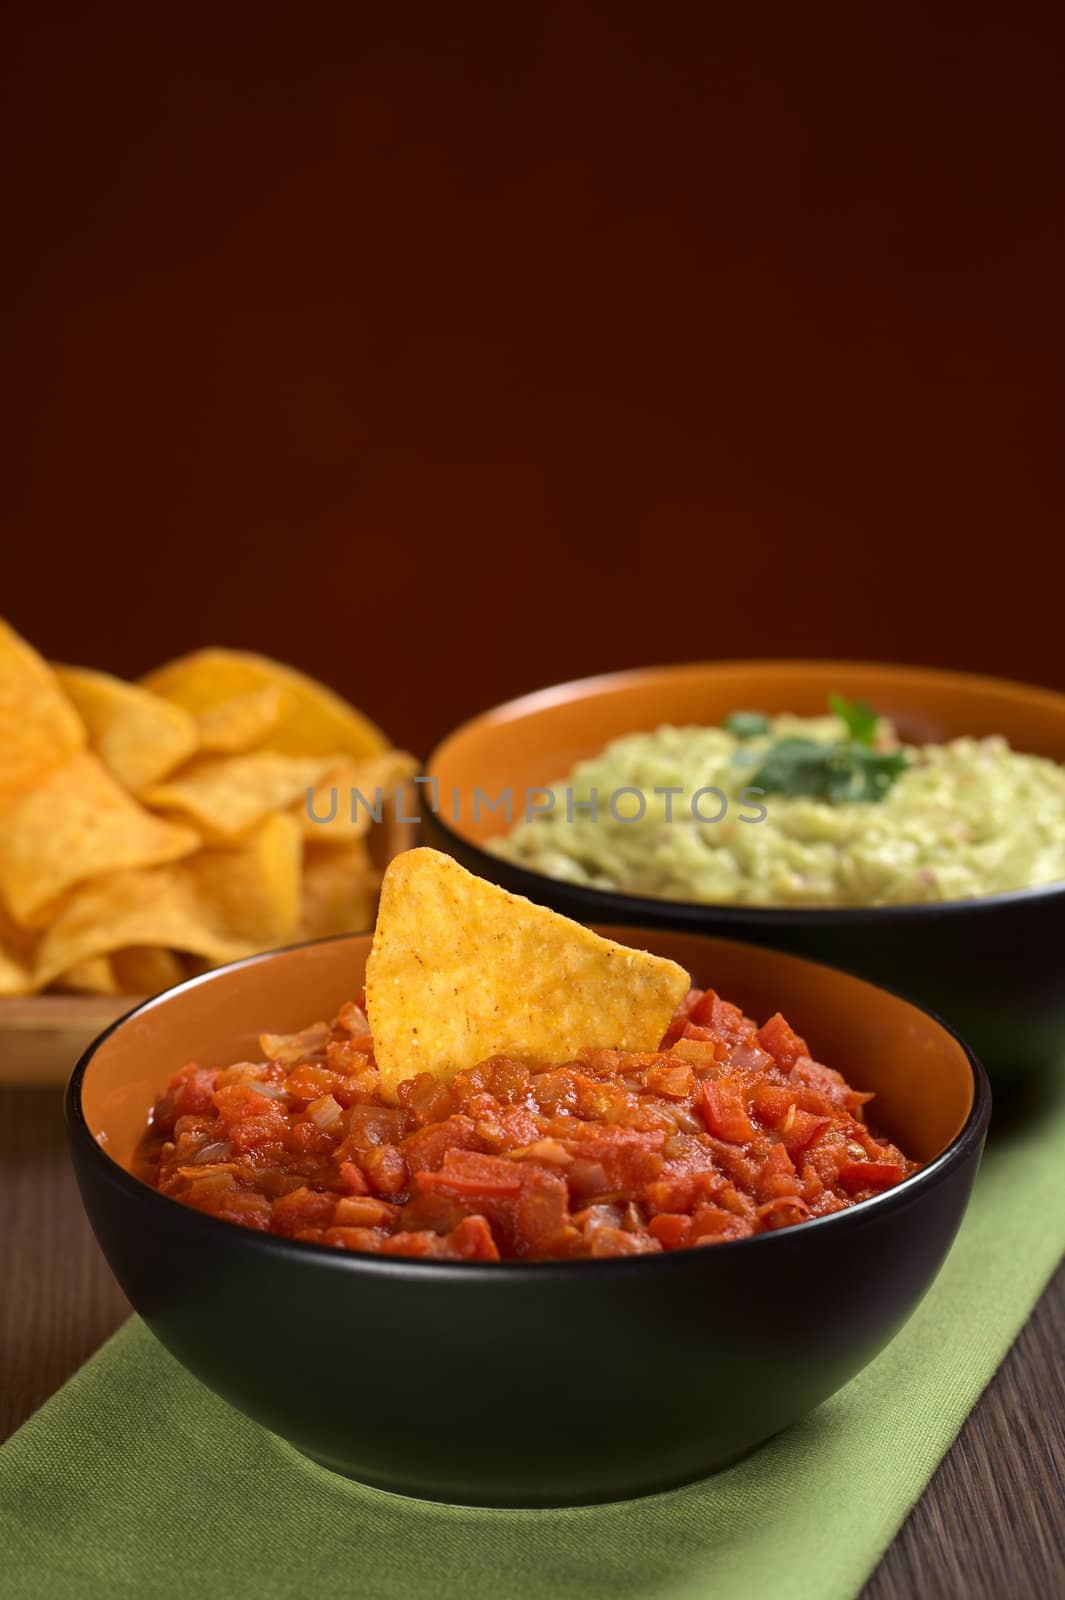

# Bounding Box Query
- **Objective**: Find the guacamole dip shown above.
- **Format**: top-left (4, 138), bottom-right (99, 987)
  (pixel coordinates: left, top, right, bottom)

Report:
top-left (491, 711), bottom-right (1065, 907)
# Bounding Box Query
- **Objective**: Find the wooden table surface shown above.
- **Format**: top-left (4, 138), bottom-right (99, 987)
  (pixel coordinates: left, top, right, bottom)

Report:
top-left (2, 1087), bottom-right (1062, 1598)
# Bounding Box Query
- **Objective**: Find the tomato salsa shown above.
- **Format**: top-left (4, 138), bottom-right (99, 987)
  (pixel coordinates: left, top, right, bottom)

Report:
top-left (134, 988), bottom-right (916, 1261)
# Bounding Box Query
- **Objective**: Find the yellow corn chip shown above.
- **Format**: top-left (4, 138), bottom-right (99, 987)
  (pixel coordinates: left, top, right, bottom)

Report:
top-left (195, 684), bottom-right (289, 754)
top-left (111, 945), bottom-right (185, 995)
top-left (298, 750), bottom-right (418, 843)
top-left (183, 812), bottom-right (302, 946)
top-left (366, 849), bottom-right (691, 1101)
top-left (0, 752), bottom-right (200, 927)
top-left (0, 911), bottom-right (35, 994)
top-left (55, 665), bottom-right (198, 790)
top-left (0, 897), bottom-right (35, 963)
top-left (300, 839), bottom-right (379, 940)
top-left (142, 648), bottom-right (389, 760)
top-left (54, 955), bottom-right (120, 995)
top-left (33, 868), bottom-right (252, 991)
top-left (0, 618), bottom-right (85, 797)
top-left (0, 949), bottom-right (34, 995)
top-left (141, 751), bottom-right (334, 841)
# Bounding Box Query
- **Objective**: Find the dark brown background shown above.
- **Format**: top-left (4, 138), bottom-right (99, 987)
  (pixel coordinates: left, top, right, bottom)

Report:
top-left (3, 3), bottom-right (1063, 759)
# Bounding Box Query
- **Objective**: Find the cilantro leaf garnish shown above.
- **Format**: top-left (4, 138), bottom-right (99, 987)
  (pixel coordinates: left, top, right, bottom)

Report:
top-left (751, 741), bottom-right (908, 803)
top-left (749, 696), bottom-right (908, 804)
top-left (828, 693), bottom-right (878, 748)
top-left (749, 738), bottom-right (837, 797)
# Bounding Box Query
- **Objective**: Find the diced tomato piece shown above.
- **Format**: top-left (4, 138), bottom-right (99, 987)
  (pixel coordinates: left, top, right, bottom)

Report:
top-left (530, 1068), bottom-right (583, 1115)
top-left (687, 990), bottom-right (718, 1027)
top-left (648, 1212), bottom-right (692, 1249)
top-left (213, 1083), bottom-right (287, 1131)
top-left (837, 1161), bottom-right (905, 1194)
top-left (397, 1185), bottom-right (467, 1235)
top-left (715, 1182), bottom-right (757, 1220)
top-left (380, 1230), bottom-right (455, 1259)
top-left (283, 1064), bottom-right (346, 1101)
top-left (799, 1161), bottom-right (825, 1203)
top-left (182, 1175), bottom-right (272, 1231)
top-left (516, 1169), bottom-right (569, 1245)
top-left (322, 1226), bottom-right (388, 1252)
top-left (757, 1141), bottom-right (800, 1200)
top-left (416, 1170), bottom-right (519, 1198)
top-left (669, 1037), bottom-right (719, 1067)
top-left (789, 1055), bottom-right (859, 1112)
top-left (401, 1115), bottom-right (481, 1174)
top-left (643, 1062), bottom-right (696, 1099)
top-left (333, 1071), bottom-right (376, 1109)
top-left (757, 1013), bottom-right (810, 1070)
top-left (588, 1227), bottom-right (660, 1257)
top-left (699, 1079), bottom-right (755, 1143)
top-left (333, 1196), bottom-right (397, 1228)
top-left (448, 1215), bottom-right (501, 1260)
top-left (756, 1195), bottom-right (811, 1229)
top-left (169, 1067), bottom-right (218, 1118)
top-left (658, 1019), bottom-right (684, 1048)
top-left (688, 1205), bottom-right (751, 1243)
top-left (271, 1186), bottom-right (335, 1234)
top-left (659, 988), bottom-right (703, 1047)
top-left (780, 1109), bottom-right (832, 1157)
top-left (644, 1174), bottom-right (694, 1214)
top-left (418, 1150), bottom-right (524, 1198)
top-left (342, 1103), bottom-right (407, 1150)
top-left (689, 991), bottom-right (748, 1037)
top-left (360, 1144), bottom-right (408, 1196)
top-left (399, 1072), bottom-right (455, 1124)
top-left (287, 1120), bottom-right (336, 1155)
top-left (462, 1056), bottom-right (533, 1104)
top-left (229, 1116), bottom-right (288, 1155)
top-left (325, 1036), bottom-right (373, 1076)
top-left (337, 1160), bottom-right (370, 1195)
top-left (750, 1083), bottom-right (793, 1126)
top-left (526, 1225), bottom-right (582, 1259)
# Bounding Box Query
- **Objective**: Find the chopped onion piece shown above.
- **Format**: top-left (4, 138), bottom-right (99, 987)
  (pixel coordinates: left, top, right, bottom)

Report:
top-left (250, 1080), bottom-right (290, 1100)
top-left (510, 1138), bottom-right (573, 1166)
top-left (260, 1022), bottom-right (331, 1065)
top-left (192, 1139), bottom-right (233, 1164)
top-left (337, 1002), bottom-right (369, 1036)
top-left (307, 1094), bottom-right (343, 1131)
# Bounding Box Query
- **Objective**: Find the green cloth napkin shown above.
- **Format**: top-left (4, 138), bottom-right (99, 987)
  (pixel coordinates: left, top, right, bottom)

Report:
top-left (4, 1076), bottom-right (1064, 1600)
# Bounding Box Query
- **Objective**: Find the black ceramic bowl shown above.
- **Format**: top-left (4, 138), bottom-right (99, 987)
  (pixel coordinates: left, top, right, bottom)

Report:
top-left (67, 927), bottom-right (988, 1507)
top-left (423, 661), bottom-right (1065, 1080)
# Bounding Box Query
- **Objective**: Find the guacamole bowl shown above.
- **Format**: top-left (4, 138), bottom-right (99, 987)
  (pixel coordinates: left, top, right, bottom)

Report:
top-left (67, 927), bottom-right (988, 1505)
top-left (423, 661), bottom-right (1065, 1080)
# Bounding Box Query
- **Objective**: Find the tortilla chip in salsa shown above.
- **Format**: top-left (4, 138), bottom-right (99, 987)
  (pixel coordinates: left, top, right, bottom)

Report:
top-left (366, 848), bottom-right (691, 1101)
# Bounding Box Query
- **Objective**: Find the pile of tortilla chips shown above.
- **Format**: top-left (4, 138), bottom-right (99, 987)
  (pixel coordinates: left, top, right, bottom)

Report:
top-left (0, 620), bottom-right (415, 998)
